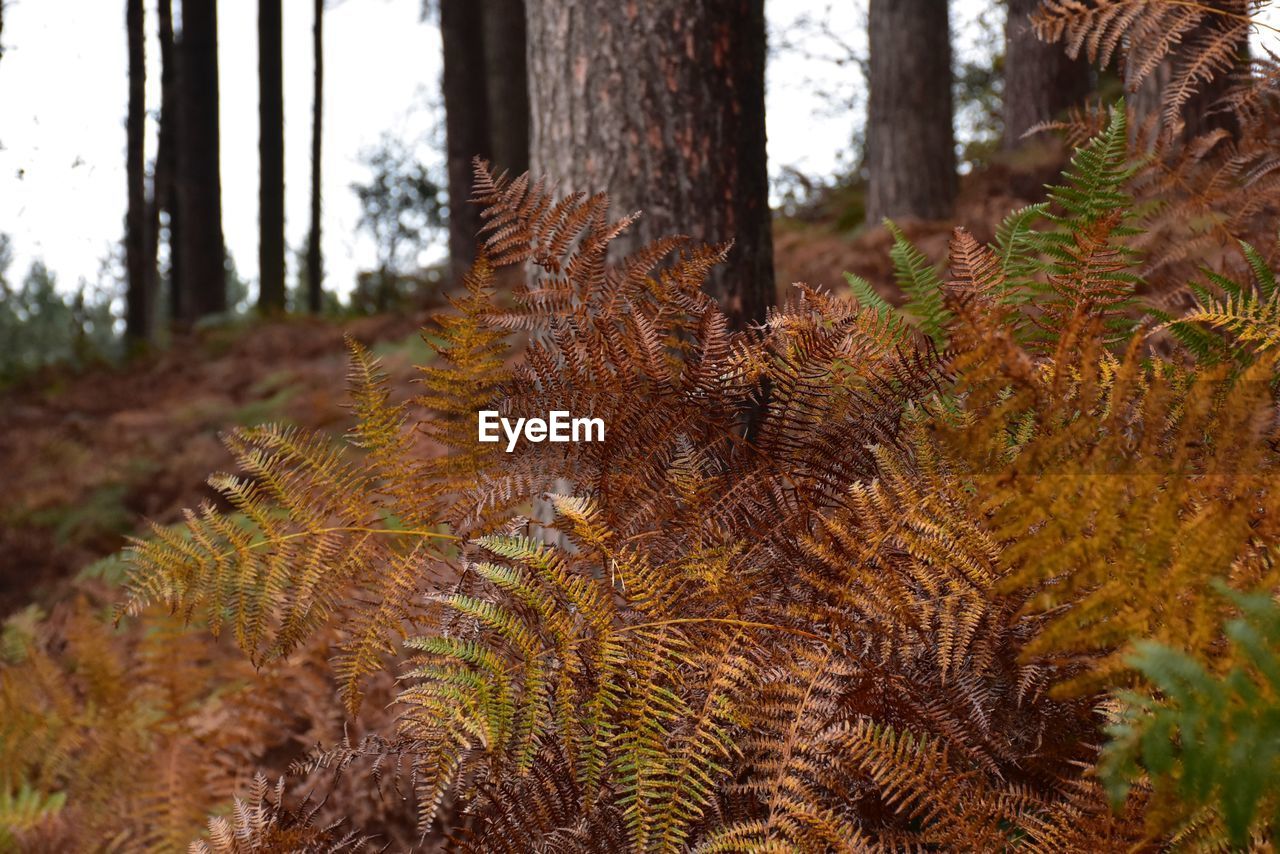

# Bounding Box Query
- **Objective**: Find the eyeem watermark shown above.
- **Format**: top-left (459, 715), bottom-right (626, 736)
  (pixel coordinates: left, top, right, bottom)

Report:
top-left (478, 410), bottom-right (605, 452)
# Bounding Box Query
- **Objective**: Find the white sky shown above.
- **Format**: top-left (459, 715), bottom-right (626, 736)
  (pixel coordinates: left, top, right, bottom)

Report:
top-left (0, 1), bottom-right (1276, 299)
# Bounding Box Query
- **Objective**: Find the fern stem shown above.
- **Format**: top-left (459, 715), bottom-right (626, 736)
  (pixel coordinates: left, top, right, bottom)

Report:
top-left (618, 617), bottom-right (827, 643)
top-left (1157, 0), bottom-right (1279, 35)
top-left (232, 525), bottom-right (460, 559)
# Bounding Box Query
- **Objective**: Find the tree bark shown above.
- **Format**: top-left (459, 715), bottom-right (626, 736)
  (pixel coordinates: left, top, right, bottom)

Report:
top-left (175, 0), bottom-right (226, 322)
top-left (481, 0), bottom-right (529, 176)
top-left (126, 0), bottom-right (150, 345)
top-left (1003, 0), bottom-right (1091, 149)
top-left (441, 0), bottom-right (491, 283)
top-left (155, 0), bottom-right (180, 324)
top-left (526, 0), bottom-right (774, 330)
top-left (865, 0), bottom-right (956, 224)
top-left (258, 0), bottom-right (285, 312)
top-left (307, 0), bottom-right (324, 313)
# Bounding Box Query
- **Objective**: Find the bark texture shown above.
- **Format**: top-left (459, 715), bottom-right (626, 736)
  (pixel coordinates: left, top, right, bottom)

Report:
top-left (176, 0), bottom-right (226, 321)
top-left (258, 0), bottom-right (285, 312)
top-left (865, 0), bottom-right (956, 224)
top-left (126, 0), bottom-right (150, 344)
top-left (441, 0), bottom-right (491, 283)
top-left (482, 0), bottom-right (530, 175)
top-left (257, 0), bottom-right (285, 313)
top-left (1003, 0), bottom-right (1091, 149)
top-left (155, 0), bottom-right (180, 323)
top-left (308, 0), bottom-right (324, 313)
top-left (526, 0), bottom-right (774, 329)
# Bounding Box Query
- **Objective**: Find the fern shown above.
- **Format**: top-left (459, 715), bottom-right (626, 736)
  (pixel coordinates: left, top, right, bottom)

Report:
top-left (27, 121), bottom-right (1274, 850)
top-left (1101, 582), bottom-right (1280, 849)
top-left (1157, 239), bottom-right (1280, 357)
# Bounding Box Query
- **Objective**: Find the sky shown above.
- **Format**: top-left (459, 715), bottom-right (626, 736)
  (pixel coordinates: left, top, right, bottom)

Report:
top-left (0, 1), bottom-right (1276, 301)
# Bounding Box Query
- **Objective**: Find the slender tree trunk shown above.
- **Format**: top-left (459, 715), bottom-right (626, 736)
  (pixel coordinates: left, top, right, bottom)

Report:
top-left (0, 2), bottom-right (6, 66)
top-left (125, 0), bottom-right (150, 345)
top-left (258, 0), bottom-right (285, 312)
top-left (526, 0), bottom-right (774, 330)
top-left (1003, 0), bottom-right (1091, 149)
top-left (307, 0), bottom-right (324, 313)
top-left (176, 0), bottom-right (226, 322)
top-left (441, 0), bottom-right (491, 282)
top-left (156, 0), bottom-right (181, 324)
top-left (481, 0), bottom-right (529, 175)
top-left (865, 0), bottom-right (956, 224)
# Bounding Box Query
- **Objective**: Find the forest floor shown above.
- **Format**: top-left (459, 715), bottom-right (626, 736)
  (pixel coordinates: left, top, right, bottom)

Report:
top-left (0, 143), bottom-right (1069, 617)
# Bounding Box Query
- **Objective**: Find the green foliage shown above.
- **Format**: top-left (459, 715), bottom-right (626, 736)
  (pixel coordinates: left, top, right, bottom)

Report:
top-left (350, 134), bottom-right (447, 310)
top-left (1101, 582), bottom-right (1280, 849)
top-left (0, 246), bottom-right (121, 384)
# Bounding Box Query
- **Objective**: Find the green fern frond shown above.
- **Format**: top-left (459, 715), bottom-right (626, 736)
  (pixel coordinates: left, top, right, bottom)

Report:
top-left (1101, 582), bottom-right (1280, 849)
top-left (886, 220), bottom-right (953, 349)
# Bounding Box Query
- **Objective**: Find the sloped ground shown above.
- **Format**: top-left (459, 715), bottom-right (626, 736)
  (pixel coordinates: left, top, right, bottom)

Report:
top-left (0, 145), bottom-right (1076, 617)
top-left (0, 312), bottom-right (428, 615)
top-left (773, 142), bottom-right (1072, 304)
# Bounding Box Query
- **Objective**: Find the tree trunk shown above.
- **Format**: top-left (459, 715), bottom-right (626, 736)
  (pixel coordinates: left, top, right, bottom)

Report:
top-left (307, 0), bottom-right (324, 313)
top-left (175, 0), bottom-right (226, 322)
top-left (865, 0), bottom-right (956, 224)
top-left (156, 0), bottom-right (180, 323)
top-left (125, 0), bottom-right (150, 345)
top-left (1003, 0), bottom-right (1091, 149)
top-left (441, 0), bottom-right (491, 282)
top-left (481, 0), bottom-right (529, 175)
top-left (0, 2), bottom-right (6, 66)
top-left (526, 0), bottom-right (774, 330)
top-left (258, 0), bottom-right (285, 312)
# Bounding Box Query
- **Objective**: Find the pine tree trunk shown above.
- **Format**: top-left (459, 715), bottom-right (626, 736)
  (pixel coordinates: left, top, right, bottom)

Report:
top-left (307, 0), bottom-right (324, 313)
top-left (441, 0), bottom-right (491, 282)
top-left (526, 0), bottom-right (774, 330)
top-left (176, 0), bottom-right (226, 322)
top-left (156, 0), bottom-right (181, 323)
top-left (481, 0), bottom-right (529, 175)
top-left (258, 0), bottom-right (285, 313)
top-left (865, 0), bottom-right (956, 224)
top-left (1003, 0), bottom-right (1091, 149)
top-left (125, 0), bottom-right (150, 345)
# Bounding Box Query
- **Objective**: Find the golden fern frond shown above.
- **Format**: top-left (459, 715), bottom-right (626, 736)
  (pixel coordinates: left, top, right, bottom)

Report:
top-left (122, 343), bottom-right (459, 708)
top-left (1162, 287), bottom-right (1280, 352)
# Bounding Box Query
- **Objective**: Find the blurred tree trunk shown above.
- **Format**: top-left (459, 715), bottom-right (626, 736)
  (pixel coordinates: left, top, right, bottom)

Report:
top-left (307, 0), bottom-right (324, 313)
top-left (865, 0), bottom-right (956, 224)
top-left (1129, 0), bottom-right (1248, 143)
top-left (1003, 0), bottom-right (1091, 149)
top-left (0, 2), bottom-right (6, 65)
top-left (126, 0), bottom-right (151, 345)
top-left (526, 0), bottom-right (774, 330)
top-left (481, 0), bottom-right (529, 175)
top-left (258, 0), bottom-right (285, 313)
top-left (155, 0), bottom-right (180, 323)
top-left (441, 0), bottom-right (491, 283)
top-left (175, 0), bottom-right (226, 322)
